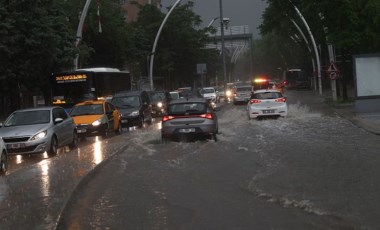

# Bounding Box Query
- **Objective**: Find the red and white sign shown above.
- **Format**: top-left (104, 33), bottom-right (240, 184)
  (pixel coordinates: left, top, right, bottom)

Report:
top-left (326, 61), bottom-right (340, 80)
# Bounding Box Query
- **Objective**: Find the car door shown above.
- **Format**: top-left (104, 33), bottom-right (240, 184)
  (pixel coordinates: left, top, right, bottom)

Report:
top-left (105, 102), bottom-right (115, 131)
top-left (52, 108), bottom-right (71, 145)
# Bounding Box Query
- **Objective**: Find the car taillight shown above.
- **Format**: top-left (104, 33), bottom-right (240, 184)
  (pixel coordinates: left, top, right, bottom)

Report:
top-left (249, 99), bottom-right (261, 104)
top-left (162, 115), bottom-right (175, 122)
top-left (200, 113), bottom-right (213, 119)
top-left (275, 98), bottom-right (286, 103)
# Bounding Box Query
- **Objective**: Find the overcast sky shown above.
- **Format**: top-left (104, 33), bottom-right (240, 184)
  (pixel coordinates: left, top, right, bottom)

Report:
top-left (161, 0), bottom-right (268, 38)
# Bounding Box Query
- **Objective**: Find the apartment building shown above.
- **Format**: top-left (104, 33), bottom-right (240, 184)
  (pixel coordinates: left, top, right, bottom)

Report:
top-left (121, 0), bottom-right (161, 22)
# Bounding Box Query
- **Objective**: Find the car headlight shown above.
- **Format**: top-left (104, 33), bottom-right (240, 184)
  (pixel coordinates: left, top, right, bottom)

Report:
top-left (92, 119), bottom-right (101, 126)
top-left (31, 131), bottom-right (47, 141)
top-left (226, 90), bottom-right (232, 97)
top-left (130, 111), bottom-right (139, 116)
top-left (157, 102), bottom-right (163, 108)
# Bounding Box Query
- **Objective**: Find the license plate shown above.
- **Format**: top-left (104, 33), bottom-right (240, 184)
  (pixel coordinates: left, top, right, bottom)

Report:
top-left (263, 110), bottom-right (275, 114)
top-left (7, 143), bottom-right (24, 149)
top-left (179, 128), bottom-right (196, 133)
top-left (77, 129), bottom-right (87, 133)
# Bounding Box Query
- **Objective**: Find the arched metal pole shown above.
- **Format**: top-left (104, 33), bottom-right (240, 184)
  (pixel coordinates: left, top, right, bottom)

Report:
top-left (74, 0), bottom-right (93, 70)
top-left (289, 0), bottom-right (322, 95)
top-left (290, 19), bottom-right (317, 91)
top-left (149, 0), bottom-right (182, 90)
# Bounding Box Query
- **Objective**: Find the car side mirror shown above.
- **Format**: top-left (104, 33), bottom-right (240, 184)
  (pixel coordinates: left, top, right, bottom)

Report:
top-left (54, 118), bottom-right (64, 124)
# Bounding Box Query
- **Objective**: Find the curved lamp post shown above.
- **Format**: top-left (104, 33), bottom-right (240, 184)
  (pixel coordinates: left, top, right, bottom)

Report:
top-left (74, 0), bottom-right (93, 70)
top-left (149, 0), bottom-right (182, 90)
top-left (289, 0), bottom-right (322, 95)
top-left (290, 19), bottom-right (317, 91)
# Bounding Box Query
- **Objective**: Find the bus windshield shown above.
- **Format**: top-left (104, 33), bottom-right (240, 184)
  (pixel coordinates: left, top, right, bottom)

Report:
top-left (51, 68), bottom-right (131, 109)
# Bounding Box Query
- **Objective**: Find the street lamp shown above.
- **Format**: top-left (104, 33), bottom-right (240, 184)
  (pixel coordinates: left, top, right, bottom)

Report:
top-left (288, 0), bottom-right (322, 95)
top-left (74, 0), bottom-right (93, 70)
top-left (219, 0), bottom-right (227, 86)
top-left (149, 0), bottom-right (182, 90)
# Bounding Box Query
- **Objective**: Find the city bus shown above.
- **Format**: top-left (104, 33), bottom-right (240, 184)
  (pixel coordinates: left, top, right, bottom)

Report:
top-left (282, 69), bottom-right (311, 89)
top-left (51, 67), bottom-right (131, 109)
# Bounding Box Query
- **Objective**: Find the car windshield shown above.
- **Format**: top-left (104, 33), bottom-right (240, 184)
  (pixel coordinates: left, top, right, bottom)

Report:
top-left (201, 88), bottom-right (215, 94)
top-left (150, 92), bottom-right (165, 103)
top-left (111, 96), bottom-right (141, 108)
top-left (169, 92), bottom-right (179, 99)
top-left (252, 92), bottom-right (282, 99)
top-left (70, 104), bottom-right (104, 116)
top-left (168, 102), bottom-right (207, 115)
top-left (4, 110), bottom-right (50, 126)
top-left (236, 87), bottom-right (252, 92)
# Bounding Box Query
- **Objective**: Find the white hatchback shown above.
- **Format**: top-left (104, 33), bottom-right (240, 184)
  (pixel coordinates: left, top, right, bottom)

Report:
top-left (247, 89), bottom-right (288, 119)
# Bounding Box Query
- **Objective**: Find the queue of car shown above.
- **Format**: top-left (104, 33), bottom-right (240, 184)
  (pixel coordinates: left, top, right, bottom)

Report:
top-left (0, 81), bottom-right (290, 175)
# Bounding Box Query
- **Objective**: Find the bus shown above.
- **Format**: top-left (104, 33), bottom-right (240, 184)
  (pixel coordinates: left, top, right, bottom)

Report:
top-left (283, 69), bottom-right (311, 89)
top-left (51, 67), bottom-right (131, 109)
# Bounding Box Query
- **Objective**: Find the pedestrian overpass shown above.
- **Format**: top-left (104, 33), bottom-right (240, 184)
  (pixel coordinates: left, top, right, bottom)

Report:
top-left (206, 25), bottom-right (253, 82)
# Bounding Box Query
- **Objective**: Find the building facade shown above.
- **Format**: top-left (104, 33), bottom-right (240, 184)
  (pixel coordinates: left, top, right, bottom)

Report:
top-left (121, 0), bottom-right (161, 22)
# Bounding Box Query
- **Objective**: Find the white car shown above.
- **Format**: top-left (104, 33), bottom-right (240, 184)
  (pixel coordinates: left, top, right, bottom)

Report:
top-left (200, 87), bottom-right (218, 102)
top-left (0, 138), bottom-right (8, 175)
top-left (247, 89), bottom-right (288, 119)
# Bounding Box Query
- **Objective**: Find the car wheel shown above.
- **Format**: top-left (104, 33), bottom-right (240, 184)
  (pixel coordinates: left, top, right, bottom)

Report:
top-left (138, 116), bottom-right (144, 128)
top-left (161, 134), bottom-right (168, 144)
top-left (102, 125), bottom-right (109, 138)
top-left (147, 115), bottom-right (153, 126)
top-left (0, 151), bottom-right (7, 175)
top-left (69, 131), bottom-right (79, 149)
top-left (212, 133), bottom-right (218, 142)
top-left (48, 136), bottom-right (58, 155)
top-left (115, 122), bottom-right (123, 135)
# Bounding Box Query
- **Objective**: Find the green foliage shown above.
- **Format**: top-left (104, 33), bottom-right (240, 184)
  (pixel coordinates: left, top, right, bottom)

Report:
top-left (125, 1), bottom-right (219, 89)
top-left (260, 0), bottom-right (380, 73)
top-left (0, 0), bottom-right (76, 110)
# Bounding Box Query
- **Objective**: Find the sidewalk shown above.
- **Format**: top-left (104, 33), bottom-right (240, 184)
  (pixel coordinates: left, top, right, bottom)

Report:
top-left (317, 89), bottom-right (380, 136)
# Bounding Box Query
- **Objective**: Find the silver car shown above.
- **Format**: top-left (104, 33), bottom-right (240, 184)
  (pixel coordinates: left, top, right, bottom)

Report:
top-left (0, 138), bottom-right (7, 175)
top-left (0, 107), bottom-right (78, 155)
top-left (161, 97), bottom-right (218, 142)
top-left (233, 85), bottom-right (253, 104)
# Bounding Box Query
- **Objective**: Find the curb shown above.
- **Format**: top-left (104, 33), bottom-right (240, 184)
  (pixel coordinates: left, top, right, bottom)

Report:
top-left (54, 140), bottom-right (129, 230)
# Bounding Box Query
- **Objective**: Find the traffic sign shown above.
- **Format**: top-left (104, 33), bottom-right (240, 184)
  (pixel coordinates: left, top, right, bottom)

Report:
top-left (327, 61), bottom-right (339, 73)
top-left (329, 71), bottom-right (339, 80)
top-left (326, 61), bottom-right (340, 80)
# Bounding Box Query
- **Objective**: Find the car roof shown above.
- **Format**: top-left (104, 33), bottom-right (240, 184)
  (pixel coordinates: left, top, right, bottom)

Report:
top-left (254, 89), bottom-right (281, 93)
top-left (11, 106), bottom-right (60, 113)
top-left (74, 100), bottom-right (104, 106)
top-left (169, 97), bottom-right (207, 104)
top-left (113, 90), bottom-right (144, 97)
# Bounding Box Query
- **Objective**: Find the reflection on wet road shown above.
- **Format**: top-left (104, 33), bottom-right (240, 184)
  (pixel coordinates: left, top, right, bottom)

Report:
top-left (6, 119), bottom-right (162, 175)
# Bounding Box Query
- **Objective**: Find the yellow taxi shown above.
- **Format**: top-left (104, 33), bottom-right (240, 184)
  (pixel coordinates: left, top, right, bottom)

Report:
top-left (69, 100), bottom-right (122, 138)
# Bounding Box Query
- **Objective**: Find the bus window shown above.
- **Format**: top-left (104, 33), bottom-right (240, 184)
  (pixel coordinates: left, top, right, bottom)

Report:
top-left (51, 68), bottom-right (131, 109)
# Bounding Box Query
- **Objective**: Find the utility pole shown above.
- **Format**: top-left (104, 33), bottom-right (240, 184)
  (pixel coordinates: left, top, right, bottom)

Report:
top-left (219, 0), bottom-right (227, 85)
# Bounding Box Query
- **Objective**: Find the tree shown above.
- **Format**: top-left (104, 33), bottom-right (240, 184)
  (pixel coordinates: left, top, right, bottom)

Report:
top-left (0, 1), bottom-right (76, 112)
top-left (124, 1), bottom-right (219, 89)
top-left (260, 0), bottom-right (380, 99)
